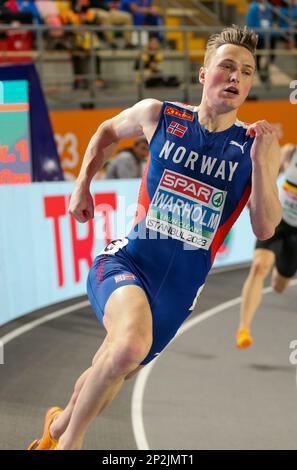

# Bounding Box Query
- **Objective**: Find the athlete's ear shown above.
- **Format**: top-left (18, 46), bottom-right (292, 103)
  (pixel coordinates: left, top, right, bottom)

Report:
top-left (199, 66), bottom-right (206, 85)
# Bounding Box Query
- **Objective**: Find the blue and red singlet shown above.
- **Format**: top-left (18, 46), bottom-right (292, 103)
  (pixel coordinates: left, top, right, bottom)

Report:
top-left (87, 101), bottom-right (254, 364)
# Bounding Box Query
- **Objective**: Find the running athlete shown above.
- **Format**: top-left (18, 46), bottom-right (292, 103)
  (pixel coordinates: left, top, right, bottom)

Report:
top-left (28, 25), bottom-right (282, 450)
top-left (237, 143), bottom-right (297, 348)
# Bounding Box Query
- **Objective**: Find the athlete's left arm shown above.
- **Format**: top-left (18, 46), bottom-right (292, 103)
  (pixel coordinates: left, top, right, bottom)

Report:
top-left (248, 120), bottom-right (282, 240)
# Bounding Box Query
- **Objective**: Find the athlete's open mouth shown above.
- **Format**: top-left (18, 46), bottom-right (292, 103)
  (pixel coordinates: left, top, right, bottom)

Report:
top-left (224, 86), bottom-right (239, 95)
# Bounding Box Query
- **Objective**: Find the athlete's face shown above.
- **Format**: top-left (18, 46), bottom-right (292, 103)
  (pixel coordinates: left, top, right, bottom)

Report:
top-left (199, 44), bottom-right (255, 112)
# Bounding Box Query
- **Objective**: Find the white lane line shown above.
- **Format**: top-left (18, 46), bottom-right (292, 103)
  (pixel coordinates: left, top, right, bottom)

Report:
top-left (132, 279), bottom-right (297, 450)
top-left (0, 301), bottom-right (89, 346)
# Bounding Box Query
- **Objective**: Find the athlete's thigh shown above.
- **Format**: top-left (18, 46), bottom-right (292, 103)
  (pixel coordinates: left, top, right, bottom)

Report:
top-left (103, 284), bottom-right (153, 343)
top-left (275, 232), bottom-right (297, 279)
top-left (254, 224), bottom-right (283, 269)
top-left (87, 250), bottom-right (153, 345)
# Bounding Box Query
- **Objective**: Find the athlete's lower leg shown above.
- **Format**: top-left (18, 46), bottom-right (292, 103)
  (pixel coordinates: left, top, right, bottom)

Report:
top-left (57, 342), bottom-right (148, 450)
top-left (50, 337), bottom-right (110, 440)
top-left (271, 267), bottom-right (291, 293)
top-left (50, 346), bottom-right (144, 442)
top-left (49, 368), bottom-right (91, 441)
top-left (239, 249), bottom-right (275, 330)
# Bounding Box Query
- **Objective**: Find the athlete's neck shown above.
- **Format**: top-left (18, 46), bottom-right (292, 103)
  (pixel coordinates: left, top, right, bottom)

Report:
top-left (195, 102), bottom-right (238, 132)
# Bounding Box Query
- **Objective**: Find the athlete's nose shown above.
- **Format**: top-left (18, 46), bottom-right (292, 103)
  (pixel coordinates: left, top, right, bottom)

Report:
top-left (229, 70), bottom-right (240, 84)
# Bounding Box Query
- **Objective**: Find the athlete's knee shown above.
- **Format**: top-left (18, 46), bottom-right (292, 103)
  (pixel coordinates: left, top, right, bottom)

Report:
top-left (271, 276), bottom-right (290, 293)
top-left (272, 283), bottom-right (286, 294)
top-left (108, 334), bottom-right (152, 377)
top-left (250, 256), bottom-right (273, 279)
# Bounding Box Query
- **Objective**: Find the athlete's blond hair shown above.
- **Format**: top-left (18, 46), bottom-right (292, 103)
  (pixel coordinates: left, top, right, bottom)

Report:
top-left (204, 25), bottom-right (258, 66)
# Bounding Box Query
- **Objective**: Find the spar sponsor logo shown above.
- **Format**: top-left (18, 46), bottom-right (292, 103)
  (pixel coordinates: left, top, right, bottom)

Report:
top-left (146, 169), bottom-right (227, 249)
top-left (167, 121), bottom-right (188, 138)
top-left (164, 106), bottom-right (194, 122)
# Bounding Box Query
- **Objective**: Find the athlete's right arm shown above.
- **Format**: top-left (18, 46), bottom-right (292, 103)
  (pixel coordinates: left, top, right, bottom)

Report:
top-left (68, 99), bottom-right (162, 223)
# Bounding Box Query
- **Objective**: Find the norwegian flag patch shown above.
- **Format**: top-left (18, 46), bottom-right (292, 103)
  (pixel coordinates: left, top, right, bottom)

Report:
top-left (114, 274), bottom-right (136, 283)
top-left (167, 121), bottom-right (188, 138)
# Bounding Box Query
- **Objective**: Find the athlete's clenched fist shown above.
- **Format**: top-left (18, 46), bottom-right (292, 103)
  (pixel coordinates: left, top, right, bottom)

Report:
top-left (68, 184), bottom-right (94, 223)
top-left (246, 120), bottom-right (278, 164)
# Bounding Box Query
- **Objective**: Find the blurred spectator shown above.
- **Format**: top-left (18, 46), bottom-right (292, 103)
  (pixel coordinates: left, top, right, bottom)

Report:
top-left (16, 0), bottom-right (42, 24)
top-left (246, 0), bottom-right (277, 82)
top-left (135, 36), bottom-right (180, 87)
top-left (62, 0), bottom-right (103, 89)
top-left (0, 0), bottom-right (32, 23)
top-left (119, 0), bottom-right (164, 41)
top-left (104, 136), bottom-right (149, 179)
top-left (278, 0), bottom-right (297, 47)
top-left (268, 0), bottom-right (283, 22)
top-left (0, 0), bottom-right (36, 50)
top-left (89, 0), bottom-right (134, 48)
top-left (35, 1), bottom-right (66, 49)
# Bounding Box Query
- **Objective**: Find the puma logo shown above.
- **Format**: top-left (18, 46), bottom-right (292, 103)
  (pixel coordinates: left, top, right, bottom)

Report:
top-left (229, 140), bottom-right (248, 155)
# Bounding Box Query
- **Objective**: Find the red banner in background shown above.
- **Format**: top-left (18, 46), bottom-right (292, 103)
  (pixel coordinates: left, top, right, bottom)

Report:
top-left (44, 192), bottom-right (117, 287)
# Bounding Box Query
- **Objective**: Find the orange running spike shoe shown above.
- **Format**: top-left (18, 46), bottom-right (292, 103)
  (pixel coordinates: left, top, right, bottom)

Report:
top-left (27, 407), bottom-right (63, 450)
top-left (236, 327), bottom-right (253, 349)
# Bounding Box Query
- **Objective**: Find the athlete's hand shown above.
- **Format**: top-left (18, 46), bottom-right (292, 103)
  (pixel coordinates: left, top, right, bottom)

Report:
top-left (246, 120), bottom-right (278, 164)
top-left (68, 183), bottom-right (94, 223)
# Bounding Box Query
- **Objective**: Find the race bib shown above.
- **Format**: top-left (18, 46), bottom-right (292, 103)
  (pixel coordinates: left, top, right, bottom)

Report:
top-left (146, 169), bottom-right (227, 250)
